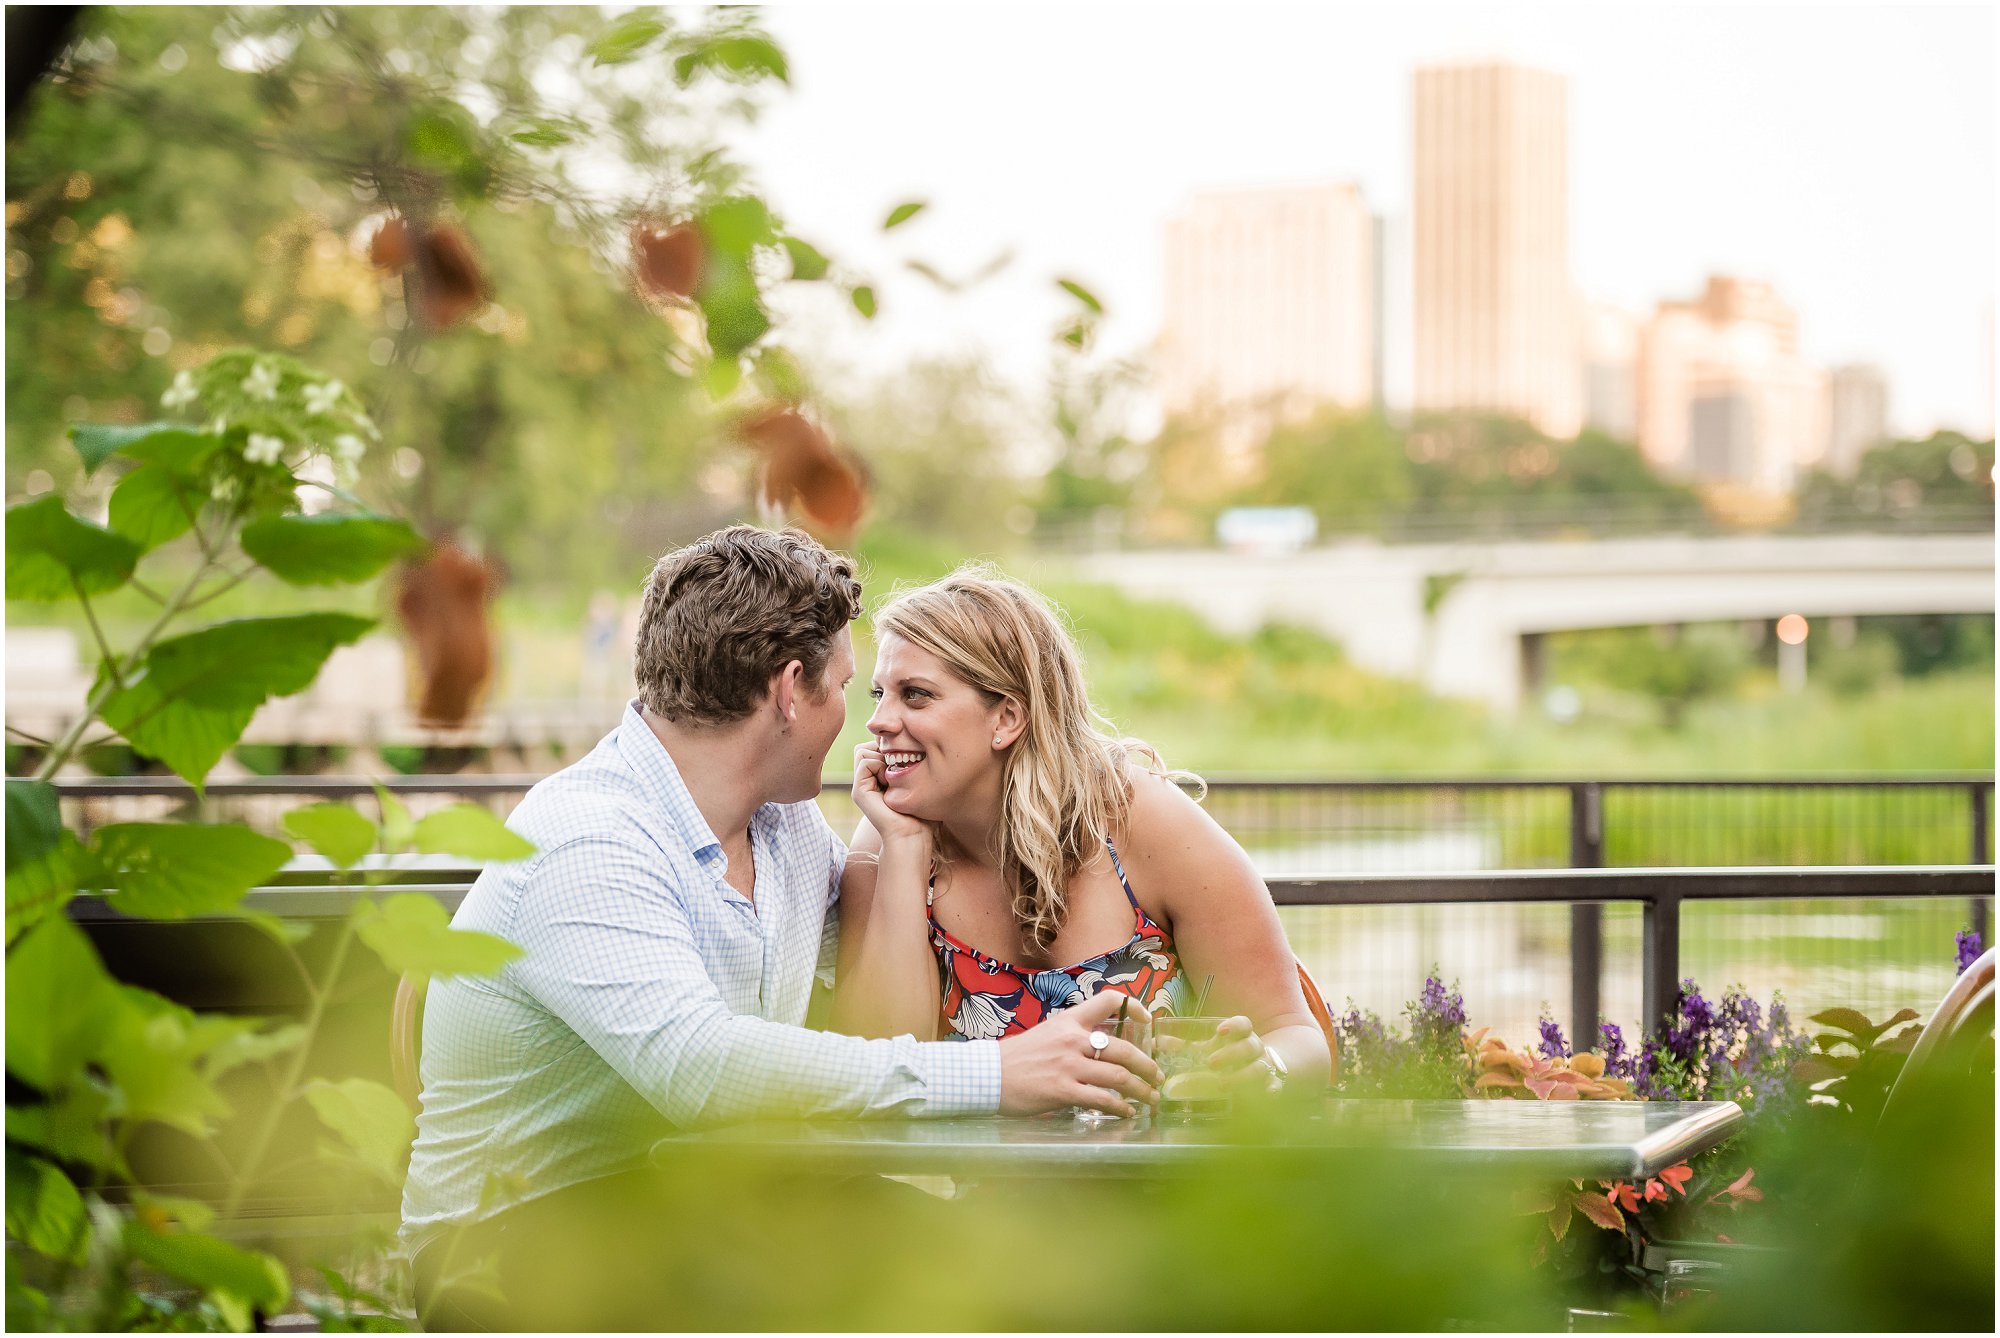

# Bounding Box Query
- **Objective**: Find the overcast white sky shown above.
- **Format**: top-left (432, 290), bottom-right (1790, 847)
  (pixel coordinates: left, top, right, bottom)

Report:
top-left (735, 3), bottom-right (1996, 439)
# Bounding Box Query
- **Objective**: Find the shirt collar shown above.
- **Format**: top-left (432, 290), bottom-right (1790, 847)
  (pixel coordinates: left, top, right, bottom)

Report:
top-left (616, 699), bottom-right (726, 867)
top-left (615, 699), bottom-right (778, 874)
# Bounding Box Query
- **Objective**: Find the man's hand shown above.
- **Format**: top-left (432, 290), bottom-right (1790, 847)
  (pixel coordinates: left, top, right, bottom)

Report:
top-left (998, 990), bottom-right (1164, 1117)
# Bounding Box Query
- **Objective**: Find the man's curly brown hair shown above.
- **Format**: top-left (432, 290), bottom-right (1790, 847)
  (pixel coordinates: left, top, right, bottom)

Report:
top-left (635, 526), bottom-right (862, 725)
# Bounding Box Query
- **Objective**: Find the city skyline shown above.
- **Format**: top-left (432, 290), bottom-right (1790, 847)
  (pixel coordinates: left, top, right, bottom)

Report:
top-left (740, 5), bottom-right (1994, 442)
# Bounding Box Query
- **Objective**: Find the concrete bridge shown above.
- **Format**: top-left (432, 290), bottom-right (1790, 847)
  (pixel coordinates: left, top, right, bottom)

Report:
top-left (1071, 533), bottom-right (1995, 712)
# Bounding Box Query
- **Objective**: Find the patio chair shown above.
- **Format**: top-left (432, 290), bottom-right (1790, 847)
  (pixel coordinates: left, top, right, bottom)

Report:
top-left (1881, 945), bottom-right (1994, 1126)
top-left (391, 973), bottom-right (427, 1114)
top-left (1296, 960), bottom-right (1342, 1087)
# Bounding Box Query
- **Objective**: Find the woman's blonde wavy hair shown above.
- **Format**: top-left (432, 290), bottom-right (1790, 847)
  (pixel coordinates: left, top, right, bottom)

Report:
top-left (875, 565), bottom-right (1202, 952)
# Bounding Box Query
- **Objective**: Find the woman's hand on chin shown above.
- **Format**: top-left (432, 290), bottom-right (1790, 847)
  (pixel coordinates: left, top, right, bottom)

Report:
top-left (852, 741), bottom-right (929, 844)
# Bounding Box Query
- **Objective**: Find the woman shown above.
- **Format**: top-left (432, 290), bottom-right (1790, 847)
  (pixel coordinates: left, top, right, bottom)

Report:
top-left (834, 567), bottom-right (1330, 1102)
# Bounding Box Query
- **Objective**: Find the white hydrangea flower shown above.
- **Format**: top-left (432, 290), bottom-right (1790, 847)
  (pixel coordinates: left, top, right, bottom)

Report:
top-left (244, 433), bottom-right (287, 465)
top-left (332, 433), bottom-right (365, 465)
top-left (241, 362), bottom-right (281, 401)
top-left (303, 379), bottom-right (345, 416)
top-left (160, 370), bottom-right (199, 409)
top-left (210, 475), bottom-right (240, 502)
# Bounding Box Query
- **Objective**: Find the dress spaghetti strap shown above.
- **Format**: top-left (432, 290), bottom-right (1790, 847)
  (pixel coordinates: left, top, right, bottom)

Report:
top-left (1103, 839), bottom-right (1142, 912)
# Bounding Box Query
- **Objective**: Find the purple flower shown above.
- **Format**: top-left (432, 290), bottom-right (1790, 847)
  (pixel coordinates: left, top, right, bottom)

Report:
top-left (1958, 930), bottom-right (1984, 976)
top-left (1415, 975), bottom-right (1467, 1030)
top-left (1536, 1016), bottom-right (1570, 1060)
top-left (1597, 1021), bottom-right (1632, 1079)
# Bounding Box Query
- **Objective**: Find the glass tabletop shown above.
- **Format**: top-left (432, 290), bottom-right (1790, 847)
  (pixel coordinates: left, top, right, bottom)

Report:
top-left (653, 1098), bottom-right (1744, 1181)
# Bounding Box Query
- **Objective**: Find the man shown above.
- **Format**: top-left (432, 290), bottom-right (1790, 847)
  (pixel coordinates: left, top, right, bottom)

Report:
top-left (402, 526), bottom-right (1159, 1326)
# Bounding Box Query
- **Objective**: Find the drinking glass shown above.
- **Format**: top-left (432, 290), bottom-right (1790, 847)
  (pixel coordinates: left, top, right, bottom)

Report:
top-left (1154, 1015), bottom-right (1231, 1117)
top-left (1071, 1004), bottom-right (1153, 1124)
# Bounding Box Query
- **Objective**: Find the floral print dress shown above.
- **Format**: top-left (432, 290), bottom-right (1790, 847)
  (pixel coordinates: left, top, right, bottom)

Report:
top-left (929, 841), bottom-right (1182, 1041)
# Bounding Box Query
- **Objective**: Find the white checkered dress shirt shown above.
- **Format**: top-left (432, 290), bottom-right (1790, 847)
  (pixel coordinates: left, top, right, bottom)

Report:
top-left (401, 701), bottom-right (1001, 1244)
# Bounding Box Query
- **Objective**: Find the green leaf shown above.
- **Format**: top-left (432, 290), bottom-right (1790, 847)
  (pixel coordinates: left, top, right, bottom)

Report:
top-left (303, 1078), bottom-right (416, 1185)
top-left (238, 908), bottom-right (313, 947)
top-left (703, 355), bottom-right (743, 402)
top-left (712, 35), bottom-right (789, 83)
top-left (6, 1152), bottom-right (91, 1265)
top-left (5, 496), bottom-right (142, 601)
top-left (5, 1078), bottom-right (126, 1178)
top-left (282, 803), bottom-right (378, 870)
top-left (752, 346), bottom-right (807, 402)
top-left (587, 14), bottom-right (667, 65)
top-left (353, 893), bottom-right (523, 980)
top-left (696, 196), bottom-right (775, 257)
top-left (1809, 1007), bottom-right (1880, 1040)
top-left (238, 512), bottom-right (425, 586)
top-left (107, 465), bottom-right (201, 551)
top-left (5, 914), bottom-right (120, 1091)
top-left (95, 988), bottom-right (234, 1135)
top-left (412, 805), bottom-right (534, 862)
top-left (5, 779), bottom-right (61, 875)
top-left (199, 1019), bottom-right (307, 1079)
top-left (93, 675), bottom-right (254, 792)
top-left (406, 109), bottom-right (476, 169)
top-left (5, 830), bottom-right (85, 945)
top-left (850, 285), bottom-right (877, 320)
top-left (68, 422), bottom-right (207, 475)
top-left (780, 236), bottom-right (828, 282)
top-left (120, 428), bottom-right (224, 474)
top-left (99, 614), bottom-right (375, 784)
top-left (123, 1222), bottom-right (290, 1312)
top-left (510, 122), bottom-right (572, 148)
top-left (882, 200), bottom-right (927, 230)
top-left (697, 251), bottom-right (770, 360)
top-left (1791, 1055), bottom-right (1859, 1084)
top-left (131, 1192), bottom-right (217, 1233)
top-left (1057, 277), bottom-right (1104, 313)
top-left (93, 823), bottom-right (291, 920)
top-left (374, 783), bottom-right (415, 853)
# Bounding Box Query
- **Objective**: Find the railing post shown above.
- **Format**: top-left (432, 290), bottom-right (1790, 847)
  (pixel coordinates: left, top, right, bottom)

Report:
top-left (1642, 888), bottom-right (1681, 1042)
top-left (1569, 783), bottom-right (1604, 1048)
top-left (1973, 784), bottom-right (1991, 950)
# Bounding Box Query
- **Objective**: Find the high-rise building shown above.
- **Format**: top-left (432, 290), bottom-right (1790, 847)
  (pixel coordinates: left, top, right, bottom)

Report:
top-left (1580, 301), bottom-right (1640, 441)
top-left (1412, 60), bottom-right (1579, 438)
top-left (1825, 364), bottom-right (1890, 477)
top-left (1637, 276), bottom-right (1827, 492)
top-left (1158, 182), bottom-right (1376, 465)
top-left (1373, 211), bottom-right (1413, 419)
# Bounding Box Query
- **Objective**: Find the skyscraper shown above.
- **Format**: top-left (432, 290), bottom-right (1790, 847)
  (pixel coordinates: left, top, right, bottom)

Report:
top-left (1637, 276), bottom-right (1827, 492)
top-left (1158, 182), bottom-right (1376, 465)
top-left (1412, 60), bottom-right (1579, 438)
top-left (1825, 363), bottom-right (1890, 477)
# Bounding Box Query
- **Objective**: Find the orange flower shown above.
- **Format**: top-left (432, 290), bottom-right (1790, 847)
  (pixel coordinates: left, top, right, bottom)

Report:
top-left (1605, 1182), bottom-right (1640, 1214)
top-left (1644, 1178), bottom-right (1671, 1203)
top-left (1707, 1166), bottom-right (1763, 1206)
top-left (1658, 1163), bottom-right (1694, 1197)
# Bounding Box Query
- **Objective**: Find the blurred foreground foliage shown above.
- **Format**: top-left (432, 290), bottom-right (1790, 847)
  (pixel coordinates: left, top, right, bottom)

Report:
top-left (5, 5), bottom-right (863, 588)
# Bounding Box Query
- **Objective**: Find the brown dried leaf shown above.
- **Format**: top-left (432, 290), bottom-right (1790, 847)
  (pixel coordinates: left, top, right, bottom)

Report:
top-left (634, 221), bottom-right (704, 299)
top-left (370, 215), bottom-right (412, 273)
top-left (412, 223), bottom-right (489, 331)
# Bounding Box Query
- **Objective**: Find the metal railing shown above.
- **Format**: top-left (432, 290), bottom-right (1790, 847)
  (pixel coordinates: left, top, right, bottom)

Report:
top-left (74, 861), bottom-right (1992, 1044)
top-left (55, 774), bottom-right (1992, 1039)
